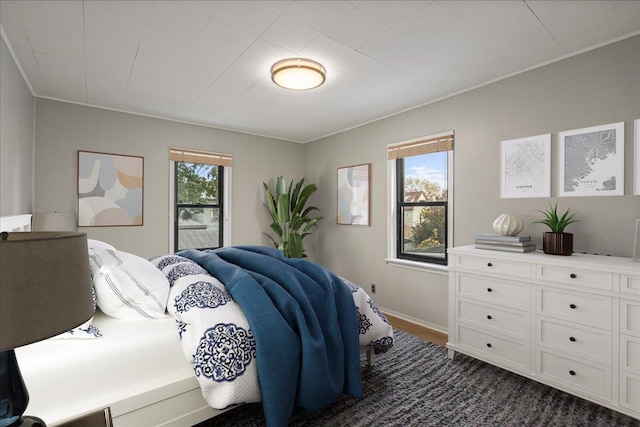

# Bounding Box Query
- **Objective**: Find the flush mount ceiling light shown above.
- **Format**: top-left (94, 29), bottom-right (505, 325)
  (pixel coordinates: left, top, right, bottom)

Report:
top-left (271, 58), bottom-right (326, 90)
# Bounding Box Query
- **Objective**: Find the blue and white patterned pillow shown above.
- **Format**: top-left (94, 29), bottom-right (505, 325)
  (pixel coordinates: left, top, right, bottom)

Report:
top-left (150, 254), bottom-right (262, 408)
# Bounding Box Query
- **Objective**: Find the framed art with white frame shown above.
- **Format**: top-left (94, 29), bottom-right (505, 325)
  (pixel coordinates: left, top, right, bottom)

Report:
top-left (337, 163), bottom-right (371, 225)
top-left (500, 133), bottom-right (551, 198)
top-left (558, 121), bottom-right (624, 197)
top-left (635, 119), bottom-right (639, 195)
top-left (634, 219), bottom-right (640, 263)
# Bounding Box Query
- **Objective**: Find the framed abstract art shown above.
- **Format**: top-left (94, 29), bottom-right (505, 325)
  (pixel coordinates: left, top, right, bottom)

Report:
top-left (78, 150), bottom-right (144, 226)
top-left (337, 163), bottom-right (370, 225)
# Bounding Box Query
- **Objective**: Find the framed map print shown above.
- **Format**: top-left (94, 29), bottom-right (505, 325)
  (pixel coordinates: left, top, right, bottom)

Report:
top-left (558, 122), bottom-right (624, 197)
top-left (500, 133), bottom-right (551, 198)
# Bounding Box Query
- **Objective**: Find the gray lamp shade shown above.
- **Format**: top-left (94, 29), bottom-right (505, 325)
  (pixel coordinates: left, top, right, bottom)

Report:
top-left (31, 212), bottom-right (77, 232)
top-left (0, 232), bottom-right (95, 351)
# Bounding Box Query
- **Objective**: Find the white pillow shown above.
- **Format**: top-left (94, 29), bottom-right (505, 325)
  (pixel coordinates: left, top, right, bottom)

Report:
top-left (90, 248), bottom-right (170, 319)
top-left (87, 239), bottom-right (116, 251)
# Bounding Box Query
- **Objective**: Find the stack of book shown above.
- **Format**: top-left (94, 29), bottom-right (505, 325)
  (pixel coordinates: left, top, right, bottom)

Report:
top-left (475, 233), bottom-right (535, 253)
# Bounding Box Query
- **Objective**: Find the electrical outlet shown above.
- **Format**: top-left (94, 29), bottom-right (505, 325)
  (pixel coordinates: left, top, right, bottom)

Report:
top-left (371, 284), bottom-right (376, 294)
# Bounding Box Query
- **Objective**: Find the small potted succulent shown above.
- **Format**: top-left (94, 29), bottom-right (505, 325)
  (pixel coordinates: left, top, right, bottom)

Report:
top-left (532, 202), bottom-right (579, 256)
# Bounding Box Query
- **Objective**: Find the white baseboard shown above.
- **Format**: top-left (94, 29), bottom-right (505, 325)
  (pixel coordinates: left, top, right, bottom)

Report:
top-left (380, 307), bottom-right (448, 336)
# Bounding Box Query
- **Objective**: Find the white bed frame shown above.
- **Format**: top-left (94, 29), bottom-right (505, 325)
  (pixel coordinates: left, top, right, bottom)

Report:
top-left (2, 215), bottom-right (223, 427)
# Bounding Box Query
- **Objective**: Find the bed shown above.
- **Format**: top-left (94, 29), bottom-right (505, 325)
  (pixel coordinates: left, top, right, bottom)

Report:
top-left (2, 215), bottom-right (393, 427)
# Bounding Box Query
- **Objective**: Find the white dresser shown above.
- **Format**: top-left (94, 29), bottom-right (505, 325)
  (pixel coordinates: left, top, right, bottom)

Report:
top-left (447, 245), bottom-right (640, 419)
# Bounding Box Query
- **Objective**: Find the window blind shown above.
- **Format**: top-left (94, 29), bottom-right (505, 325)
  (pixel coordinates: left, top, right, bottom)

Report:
top-left (387, 131), bottom-right (454, 160)
top-left (169, 148), bottom-right (232, 167)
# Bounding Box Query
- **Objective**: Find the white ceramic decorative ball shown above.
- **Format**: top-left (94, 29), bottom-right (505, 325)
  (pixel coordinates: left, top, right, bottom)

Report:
top-left (492, 214), bottom-right (524, 236)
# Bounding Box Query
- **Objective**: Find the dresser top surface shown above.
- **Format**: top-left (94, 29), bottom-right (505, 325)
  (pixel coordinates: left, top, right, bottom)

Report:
top-left (449, 245), bottom-right (640, 275)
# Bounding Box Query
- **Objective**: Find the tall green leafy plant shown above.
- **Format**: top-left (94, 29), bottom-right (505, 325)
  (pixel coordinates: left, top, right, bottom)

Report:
top-left (263, 176), bottom-right (322, 258)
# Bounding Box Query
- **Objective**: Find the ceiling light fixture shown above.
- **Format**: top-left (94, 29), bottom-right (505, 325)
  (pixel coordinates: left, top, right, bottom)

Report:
top-left (271, 58), bottom-right (326, 90)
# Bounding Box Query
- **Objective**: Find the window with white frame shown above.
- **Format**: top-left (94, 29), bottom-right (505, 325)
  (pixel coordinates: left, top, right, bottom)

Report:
top-left (169, 148), bottom-right (232, 252)
top-left (387, 131), bottom-right (454, 267)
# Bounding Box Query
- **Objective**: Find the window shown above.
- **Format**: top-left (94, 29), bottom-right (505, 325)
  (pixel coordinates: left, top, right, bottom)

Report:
top-left (169, 148), bottom-right (232, 252)
top-left (387, 132), bottom-right (453, 267)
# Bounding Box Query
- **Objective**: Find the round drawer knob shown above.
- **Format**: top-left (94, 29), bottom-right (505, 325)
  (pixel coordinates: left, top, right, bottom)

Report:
top-left (569, 337), bottom-right (576, 342)
top-left (487, 288), bottom-right (493, 293)
top-left (569, 304), bottom-right (577, 309)
top-left (487, 263), bottom-right (493, 267)
top-left (486, 343), bottom-right (492, 348)
top-left (569, 370), bottom-right (576, 376)
top-left (570, 273), bottom-right (577, 279)
top-left (487, 315), bottom-right (492, 320)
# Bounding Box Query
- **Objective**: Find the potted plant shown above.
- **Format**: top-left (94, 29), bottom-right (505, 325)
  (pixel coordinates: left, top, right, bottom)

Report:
top-left (532, 202), bottom-right (579, 256)
top-left (263, 176), bottom-right (323, 258)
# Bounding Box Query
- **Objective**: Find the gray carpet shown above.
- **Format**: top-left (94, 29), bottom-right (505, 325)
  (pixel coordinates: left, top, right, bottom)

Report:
top-left (195, 330), bottom-right (640, 426)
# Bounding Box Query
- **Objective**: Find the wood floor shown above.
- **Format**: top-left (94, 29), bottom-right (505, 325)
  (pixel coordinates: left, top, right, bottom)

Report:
top-left (384, 313), bottom-right (448, 347)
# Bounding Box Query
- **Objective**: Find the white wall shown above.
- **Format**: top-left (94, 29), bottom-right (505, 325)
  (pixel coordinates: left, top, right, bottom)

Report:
top-left (34, 99), bottom-right (306, 258)
top-left (304, 35), bottom-right (640, 332)
top-left (0, 33), bottom-right (34, 216)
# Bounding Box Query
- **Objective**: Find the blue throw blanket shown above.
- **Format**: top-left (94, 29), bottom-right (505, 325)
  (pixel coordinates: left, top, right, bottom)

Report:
top-left (178, 246), bottom-right (363, 427)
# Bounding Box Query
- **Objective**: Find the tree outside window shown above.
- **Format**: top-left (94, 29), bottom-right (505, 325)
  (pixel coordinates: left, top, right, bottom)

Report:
top-left (398, 151), bottom-right (448, 264)
top-left (175, 162), bottom-right (223, 251)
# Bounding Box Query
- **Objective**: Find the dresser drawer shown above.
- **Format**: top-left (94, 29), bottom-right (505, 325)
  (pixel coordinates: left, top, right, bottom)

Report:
top-left (458, 298), bottom-right (529, 341)
top-left (621, 275), bottom-right (640, 296)
top-left (455, 254), bottom-right (531, 279)
top-left (537, 349), bottom-right (611, 402)
top-left (620, 371), bottom-right (640, 413)
top-left (457, 274), bottom-right (530, 311)
top-left (621, 299), bottom-right (640, 337)
top-left (537, 317), bottom-right (611, 364)
top-left (537, 287), bottom-right (612, 330)
top-left (621, 335), bottom-right (640, 372)
top-left (536, 265), bottom-right (612, 291)
top-left (457, 325), bottom-right (530, 373)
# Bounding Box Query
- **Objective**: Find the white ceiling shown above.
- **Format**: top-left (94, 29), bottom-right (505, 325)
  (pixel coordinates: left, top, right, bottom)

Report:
top-left (2, 1), bottom-right (639, 143)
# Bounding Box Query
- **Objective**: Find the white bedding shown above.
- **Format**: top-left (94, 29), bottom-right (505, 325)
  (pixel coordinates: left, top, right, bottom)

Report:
top-left (15, 310), bottom-right (220, 426)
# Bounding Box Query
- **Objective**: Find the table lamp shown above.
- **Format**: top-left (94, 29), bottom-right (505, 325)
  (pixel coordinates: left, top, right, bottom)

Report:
top-left (0, 231), bottom-right (94, 427)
